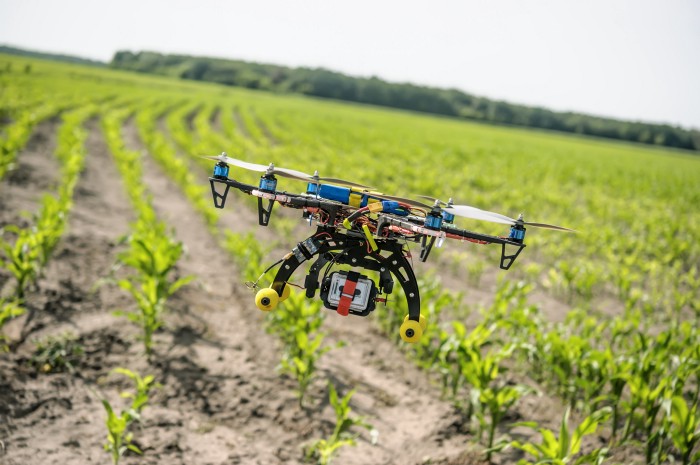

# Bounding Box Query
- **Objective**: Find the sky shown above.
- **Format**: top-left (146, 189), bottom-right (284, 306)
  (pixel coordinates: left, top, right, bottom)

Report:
top-left (1, 0), bottom-right (699, 129)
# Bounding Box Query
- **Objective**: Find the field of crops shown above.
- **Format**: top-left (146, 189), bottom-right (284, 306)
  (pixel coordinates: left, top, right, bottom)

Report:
top-left (1, 53), bottom-right (699, 465)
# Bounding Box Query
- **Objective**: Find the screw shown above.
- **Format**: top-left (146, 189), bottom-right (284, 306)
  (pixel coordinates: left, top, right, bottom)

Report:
top-left (409, 293), bottom-right (415, 298)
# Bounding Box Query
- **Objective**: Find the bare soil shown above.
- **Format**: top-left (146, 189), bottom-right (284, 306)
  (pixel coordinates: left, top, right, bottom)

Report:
top-left (0, 119), bottom-right (645, 465)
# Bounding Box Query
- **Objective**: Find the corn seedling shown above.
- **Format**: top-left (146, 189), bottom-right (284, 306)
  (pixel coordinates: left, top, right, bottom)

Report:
top-left (30, 333), bottom-right (84, 373)
top-left (668, 396), bottom-right (700, 465)
top-left (135, 105), bottom-right (219, 230)
top-left (306, 382), bottom-right (374, 465)
top-left (0, 225), bottom-right (42, 299)
top-left (511, 407), bottom-right (611, 465)
top-left (0, 102), bottom-right (62, 179)
top-left (33, 195), bottom-right (67, 267)
top-left (266, 292), bottom-right (338, 407)
top-left (101, 368), bottom-right (158, 465)
top-left (222, 231), bottom-right (269, 284)
top-left (458, 343), bottom-right (528, 459)
top-left (116, 221), bottom-right (193, 359)
top-left (0, 298), bottom-right (24, 350)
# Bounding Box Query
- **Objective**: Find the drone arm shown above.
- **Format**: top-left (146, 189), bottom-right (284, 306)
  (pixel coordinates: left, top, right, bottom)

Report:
top-left (267, 232), bottom-right (331, 298)
top-left (269, 254), bottom-right (303, 297)
top-left (381, 246), bottom-right (421, 322)
top-left (209, 177), bottom-right (257, 208)
top-left (378, 215), bottom-right (526, 270)
top-left (440, 224), bottom-right (527, 270)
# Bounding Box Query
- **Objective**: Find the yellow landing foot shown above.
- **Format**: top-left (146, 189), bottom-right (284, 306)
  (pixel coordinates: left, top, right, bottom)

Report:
top-left (399, 318), bottom-right (423, 343)
top-left (255, 288), bottom-right (279, 312)
top-left (278, 283), bottom-right (291, 302)
top-left (403, 313), bottom-right (427, 331)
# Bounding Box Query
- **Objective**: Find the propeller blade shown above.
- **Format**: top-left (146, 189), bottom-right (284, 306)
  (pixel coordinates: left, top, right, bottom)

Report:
top-left (444, 205), bottom-right (516, 225)
top-left (522, 222), bottom-right (576, 232)
top-left (313, 177), bottom-right (373, 189)
top-left (271, 167), bottom-right (316, 181)
top-left (417, 195), bottom-right (447, 206)
top-left (204, 154), bottom-right (372, 186)
top-left (202, 154), bottom-right (271, 173)
top-left (404, 194), bottom-right (576, 232)
top-left (370, 193), bottom-right (433, 209)
top-left (204, 154), bottom-right (313, 181)
top-left (418, 195), bottom-right (515, 222)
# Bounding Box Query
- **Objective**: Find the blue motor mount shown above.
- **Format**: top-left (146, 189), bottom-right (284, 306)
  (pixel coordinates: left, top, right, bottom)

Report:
top-left (213, 161), bottom-right (229, 180)
top-left (441, 210), bottom-right (455, 224)
top-left (259, 174), bottom-right (278, 192)
top-left (424, 208), bottom-right (444, 230)
top-left (508, 224), bottom-right (526, 243)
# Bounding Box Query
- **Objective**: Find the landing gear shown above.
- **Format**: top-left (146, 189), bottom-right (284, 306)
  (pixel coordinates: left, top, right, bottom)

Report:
top-left (255, 282), bottom-right (292, 312)
top-left (255, 288), bottom-right (279, 311)
top-left (403, 313), bottom-right (427, 331)
top-left (399, 318), bottom-right (423, 343)
top-left (279, 283), bottom-right (291, 302)
top-left (253, 227), bottom-right (425, 341)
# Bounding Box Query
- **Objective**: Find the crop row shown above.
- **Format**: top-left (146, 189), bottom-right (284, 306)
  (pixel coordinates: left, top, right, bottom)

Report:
top-left (1, 103), bottom-right (97, 346)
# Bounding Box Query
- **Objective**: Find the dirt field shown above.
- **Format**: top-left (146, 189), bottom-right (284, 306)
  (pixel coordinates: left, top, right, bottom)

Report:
top-left (0, 119), bottom-right (636, 465)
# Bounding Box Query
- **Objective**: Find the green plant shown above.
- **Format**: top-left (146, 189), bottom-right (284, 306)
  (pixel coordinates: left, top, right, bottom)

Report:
top-left (102, 368), bottom-right (158, 465)
top-left (511, 407), bottom-right (611, 465)
top-left (33, 195), bottom-right (67, 266)
top-left (284, 327), bottom-right (331, 407)
top-left (0, 225), bottom-right (42, 299)
top-left (0, 103), bottom-right (63, 179)
top-left (30, 333), bottom-right (84, 373)
top-left (267, 292), bottom-right (338, 407)
top-left (306, 382), bottom-right (374, 465)
top-left (0, 298), bottom-right (24, 350)
top-left (135, 105), bottom-right (219, 230)
top-left (459, 343), bottom-right (528, 459)
top-left (0, 103), bottom-right (94, 300)
top-left (668, 396), bottom-right (700, 465)
top-left (116, 222), bottom-right (193, 359)
top-left (223, 231), bottom-right (269, 283)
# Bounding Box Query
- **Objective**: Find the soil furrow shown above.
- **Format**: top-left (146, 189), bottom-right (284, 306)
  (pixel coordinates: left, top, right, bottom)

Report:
top-left (232, 107), bottom-right (253, 140)
top-left (122, 119), bottom-right (317, 464)
top-left (0, 119), bottom-right (145, 465)
top-left (0, 118), bottom-right (62, 229)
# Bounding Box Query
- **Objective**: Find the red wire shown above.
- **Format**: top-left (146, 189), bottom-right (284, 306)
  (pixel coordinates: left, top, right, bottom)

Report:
top-left (445, 233), bottom-right (489, 244)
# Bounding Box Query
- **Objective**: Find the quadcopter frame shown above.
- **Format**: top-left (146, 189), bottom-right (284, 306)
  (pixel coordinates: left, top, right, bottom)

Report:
top-left (208, 167), bottom-right (534, 343)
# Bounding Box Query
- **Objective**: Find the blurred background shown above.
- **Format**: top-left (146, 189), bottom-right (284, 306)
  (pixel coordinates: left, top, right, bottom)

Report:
top-left (2, 0), bottom-right (699, 139)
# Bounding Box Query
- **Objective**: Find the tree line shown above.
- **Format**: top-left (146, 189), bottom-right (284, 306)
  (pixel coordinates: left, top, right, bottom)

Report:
top-left (111, 50), bottom-right (700, 151)
top-left (0, 45), bottom-right (105, 68)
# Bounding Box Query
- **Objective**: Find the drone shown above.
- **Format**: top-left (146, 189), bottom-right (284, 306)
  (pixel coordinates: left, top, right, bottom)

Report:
top-left (206, 152), bottom-right (573, 343)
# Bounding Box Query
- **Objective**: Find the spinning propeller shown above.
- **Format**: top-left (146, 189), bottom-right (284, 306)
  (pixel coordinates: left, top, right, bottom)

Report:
top-left (417, 195), bottom-right (574, 232)
top-left (203, 153), bottom-right (371, 189)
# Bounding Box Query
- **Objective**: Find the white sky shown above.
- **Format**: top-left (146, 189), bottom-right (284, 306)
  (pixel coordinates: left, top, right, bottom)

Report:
top-left (1, 0), bottom-right (699, 128)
